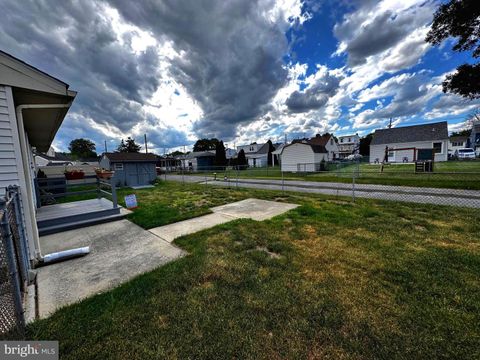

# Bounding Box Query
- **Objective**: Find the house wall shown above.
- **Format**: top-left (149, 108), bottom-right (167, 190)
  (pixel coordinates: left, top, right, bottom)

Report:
top-left (281, 143), bottom-right (327, 172)
top-left (338, 135), bottom-right (360, 158)
top-left (0, 85), bottom-right (37, 260)
top-left (247, 155), bottom-right (268, 167)
top-left (449, 140), bottom-right (467, 154)
top-left (324, 137), bottom-right (339, 161)
top-left (370, 140), bottom-right (449, 163)
top-left (237, 144), bottom-right (260, 154)
top-left (0, 85), bottom-right (21, 193)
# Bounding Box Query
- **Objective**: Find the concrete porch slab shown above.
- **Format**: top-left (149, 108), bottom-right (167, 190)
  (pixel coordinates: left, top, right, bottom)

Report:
top-left (37, 219), bottom-right (185, 318)
top-left (149, 198), bottom-right (299, 243)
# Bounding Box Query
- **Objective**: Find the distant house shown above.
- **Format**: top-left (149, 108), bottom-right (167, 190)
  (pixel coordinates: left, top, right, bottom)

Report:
top-left (369, 122), bottom-right (449, 163)
top-left (236, 142), bottom-right (271, 167)
top-left (100, 152), bottom-right (157, 187)
top-left (337, 134), bottom-right (360, 159)
top-left (156, 156), bottom-right (181, 172)
top-left (280, 142), bottom-right (328, 172)
top-left (449, 135), bottom-right (469, 156)
top-left (469, 121), bottom-right (480, 156)
top-left (307, 134), bottom-right (339, 161)
top-left (185, 151), bottom-right (216, 171)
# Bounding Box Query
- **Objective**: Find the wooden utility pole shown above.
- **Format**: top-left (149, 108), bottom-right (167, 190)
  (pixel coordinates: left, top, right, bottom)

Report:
top-left (144, 134), bottom-right (148, 153)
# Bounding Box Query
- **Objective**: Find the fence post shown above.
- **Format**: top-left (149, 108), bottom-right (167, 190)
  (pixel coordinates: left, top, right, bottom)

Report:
top-left (110, 177), bottom-right (118, 208)
top-left (282, 170), bottom-right (285, 194)
top-left (182, 165), bottom-right (185, 185)
top-left (7, 186), bottom-right (29, 284)
top-left (96, 176), bottom-right (101, 199)
top-left (0, 198), bottom-right (25, 333)
top-left (352, 159), bottom-right (359, 203)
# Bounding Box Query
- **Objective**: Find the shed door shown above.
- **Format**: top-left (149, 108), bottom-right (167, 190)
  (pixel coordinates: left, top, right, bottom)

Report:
top-left (137, 163), bottom-right (151, 185)
top-left (128, 163), bottom-right (151, 186)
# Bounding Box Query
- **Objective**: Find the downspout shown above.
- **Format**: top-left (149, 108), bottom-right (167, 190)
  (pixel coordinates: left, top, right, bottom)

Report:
top-left (16, 103), bottom-right (72, 263)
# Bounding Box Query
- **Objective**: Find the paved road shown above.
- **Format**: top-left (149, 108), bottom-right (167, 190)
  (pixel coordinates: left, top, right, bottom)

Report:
top-left (164, 174), bottom-right (480, 208)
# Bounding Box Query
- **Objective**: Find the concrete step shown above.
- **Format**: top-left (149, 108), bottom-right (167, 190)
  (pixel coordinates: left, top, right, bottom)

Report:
top-left (38, 211), bottom-right (128, 236)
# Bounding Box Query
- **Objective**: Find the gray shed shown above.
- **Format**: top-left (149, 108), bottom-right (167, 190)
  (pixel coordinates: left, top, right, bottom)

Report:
top-left (100, 152), bottom-right (157, 187)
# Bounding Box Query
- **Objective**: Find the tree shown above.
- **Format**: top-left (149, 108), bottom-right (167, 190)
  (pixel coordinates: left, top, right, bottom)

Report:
top-left (266, 139), bottom-right (276, 166)
top-left (237, 149), bottom-right (247, 169)
top-left (68, 138), bottom-right (97, 159)
top-left (193, 138), bottom-right (219, 152)
top-left (214, 140), bottom-right (227, 167)
top-left (117, 137), bottom-right (141, 153)
top-left (426, 0), bottom-right (480, 99)
top-left (359, 133), bottom-right (373, 156)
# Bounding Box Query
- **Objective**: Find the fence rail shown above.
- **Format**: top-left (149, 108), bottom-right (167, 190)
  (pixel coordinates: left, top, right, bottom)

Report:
top-left (163, 160), bottom-right (480, 208)
top-left (0, 186), bottom-right (30, 339)
top-left (35, 175), bottom-right (118, 208)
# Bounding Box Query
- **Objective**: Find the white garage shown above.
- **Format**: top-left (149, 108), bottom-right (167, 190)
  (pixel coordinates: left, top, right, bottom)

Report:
top-left (280, 142), bottom-right (328, 172)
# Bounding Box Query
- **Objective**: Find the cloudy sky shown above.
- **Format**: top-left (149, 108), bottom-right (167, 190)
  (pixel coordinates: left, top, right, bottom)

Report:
top-left (1, 0), bottom-right (478, 153)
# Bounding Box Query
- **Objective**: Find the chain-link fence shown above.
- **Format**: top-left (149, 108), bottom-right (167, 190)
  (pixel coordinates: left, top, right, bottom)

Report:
top-left (162, 160), bottom-right (480, 208)
top-left (0, 186), bottom-right (30, 339)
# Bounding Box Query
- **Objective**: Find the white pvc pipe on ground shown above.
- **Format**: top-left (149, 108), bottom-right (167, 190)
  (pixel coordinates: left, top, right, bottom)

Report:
top-left (42, 246), bottom-right (90, 265)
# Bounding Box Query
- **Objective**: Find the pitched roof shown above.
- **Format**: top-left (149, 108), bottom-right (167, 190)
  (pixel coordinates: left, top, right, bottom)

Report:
top-left (308, 134), bottom-right (331, 146)
top-left (282, 142), bottom-right (327, 154)
top-left (371, 122), bottom-right (448, 145)
top-left (449, 135), bottom-right (468, 142)
top-left (185, 151), bottom-right (215, 159)
top-left (103, 152), bottom-right (157, 162)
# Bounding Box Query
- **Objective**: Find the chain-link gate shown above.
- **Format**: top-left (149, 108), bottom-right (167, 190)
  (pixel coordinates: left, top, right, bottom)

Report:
top-left (0, 186), bottom-right (30, 339)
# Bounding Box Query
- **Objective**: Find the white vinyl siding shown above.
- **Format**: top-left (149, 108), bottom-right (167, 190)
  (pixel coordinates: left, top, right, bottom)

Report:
top-left (370, 140), bottom-right (449, 163)
top-left (281, 143), bottom-right (327, 172)
top-left (0, 85), bottom-right (21, 194)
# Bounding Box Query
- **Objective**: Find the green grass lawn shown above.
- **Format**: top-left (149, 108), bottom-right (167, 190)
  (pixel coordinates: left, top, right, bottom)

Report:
top-left (28, 182), bottom-right (480, 359)
top-left (201, 160), bottom-right (480, 190)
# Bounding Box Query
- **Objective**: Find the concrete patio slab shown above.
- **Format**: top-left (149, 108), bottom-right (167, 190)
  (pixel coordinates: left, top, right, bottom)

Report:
top-left (212, 198), bottom-right (299, 221)
top-left (149, 198), bottom-right (299, 243)
top-left (37, 219), bottom-right (185, 318)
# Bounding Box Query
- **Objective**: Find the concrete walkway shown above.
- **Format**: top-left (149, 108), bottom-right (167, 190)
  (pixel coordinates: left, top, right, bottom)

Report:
top-left (164, 174), bottom-right (480, 208)
top-left (37, 220), bottom-right (185, 318)
top-left (149, 198), bottom-right (299, 242)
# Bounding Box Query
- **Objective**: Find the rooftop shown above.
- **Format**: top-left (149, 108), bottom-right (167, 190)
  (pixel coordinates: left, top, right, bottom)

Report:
top-left (371, 122), bottom-right (448, 145)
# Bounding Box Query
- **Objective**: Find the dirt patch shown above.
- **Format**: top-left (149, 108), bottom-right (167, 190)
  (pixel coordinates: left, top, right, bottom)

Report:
top-left (194, 199), bottom-right (210, 207)
top-left (255, 246), bottom-right (282, 259)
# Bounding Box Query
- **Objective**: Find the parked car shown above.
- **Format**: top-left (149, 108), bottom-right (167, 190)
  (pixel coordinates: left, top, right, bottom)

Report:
top-left (347, 154), bottom-right (363, 160)
top-left (455, 148), bottom-right (476, 160)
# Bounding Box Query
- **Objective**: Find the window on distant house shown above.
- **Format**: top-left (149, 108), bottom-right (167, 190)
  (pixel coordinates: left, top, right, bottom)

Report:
top-left (348, 137), bottom-right (351, 142)
top-left (433, 142), bottom-right (442, 154)
top-left (114, 163), bottom-right (124, 170)
top-left (388, 150), bottom-right (395, 160)
top-left (340, 138), bottom-right (343, 143)
top-left (330, 139), bottom-right (333, 145)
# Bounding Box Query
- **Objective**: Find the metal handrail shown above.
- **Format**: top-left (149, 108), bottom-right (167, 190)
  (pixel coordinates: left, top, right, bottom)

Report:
top-left (35, 175), bottom-right (118, 209)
